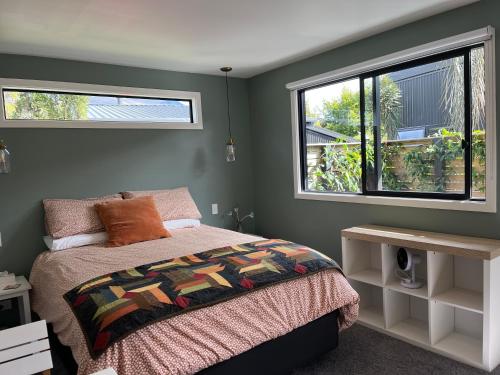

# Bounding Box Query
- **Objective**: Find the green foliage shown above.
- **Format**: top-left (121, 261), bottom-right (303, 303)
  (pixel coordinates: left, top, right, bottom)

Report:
top-left (310, 144), bottom-right (362, 192)
top-left (403, 129), bottom-right (463, 192)
top-left (472, 130), bottom-right (486, 192)
top-left (322, 87), bottom-right (360, 128)
top-left (310, 142), bottom-right (406, 193)
top-left (8, 92), bottom-right (89, 121)
top-left (310, 129), bottom-right (486, 195)
top-left (381, 143), bottom-right (407, 191)
top-left (317, 76), bottom-right (401, 140)
top-left (324, 123), bottom-right (359, 138)
top-left (441, 47), bottom-right (485, 132)
top-left (378, 76), bottom-right (402, 139)
top-left (403, 129), bottom-right (486, 193)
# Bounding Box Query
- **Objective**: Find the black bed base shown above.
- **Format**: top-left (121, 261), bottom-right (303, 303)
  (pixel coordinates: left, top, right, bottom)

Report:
top-left (48, 309), bottom-right (339, 375)
top-left (198, 309), bottom-right (339, 375)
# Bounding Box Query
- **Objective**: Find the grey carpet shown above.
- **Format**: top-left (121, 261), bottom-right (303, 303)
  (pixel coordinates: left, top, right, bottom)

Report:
top-left (52, 323), bottom-right (494, 374)
top-left (293, 324), bottom-right (493, 375)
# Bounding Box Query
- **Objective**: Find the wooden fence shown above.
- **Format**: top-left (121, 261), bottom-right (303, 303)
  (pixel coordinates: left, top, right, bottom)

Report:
top-left (307, 135), bottom-right (485, 198)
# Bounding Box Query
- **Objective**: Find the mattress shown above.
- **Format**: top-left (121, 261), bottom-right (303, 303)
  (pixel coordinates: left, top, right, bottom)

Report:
top-left (30, 225), bottom-right (359, 375)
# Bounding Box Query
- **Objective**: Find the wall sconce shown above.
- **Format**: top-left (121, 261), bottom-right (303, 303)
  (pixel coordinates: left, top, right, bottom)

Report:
top-left (227, 207), bottom-right (254, 233)
top-left (0, 140), bottom-right (10, 174)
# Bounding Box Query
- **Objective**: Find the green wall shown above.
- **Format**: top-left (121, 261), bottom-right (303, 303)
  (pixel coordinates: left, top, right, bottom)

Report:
top-left (248, 0), bottom-right (500, 263)
top-left (1, 0), bottom-right (499, 277)
top-left (0, 56), bottom-right (254, 276)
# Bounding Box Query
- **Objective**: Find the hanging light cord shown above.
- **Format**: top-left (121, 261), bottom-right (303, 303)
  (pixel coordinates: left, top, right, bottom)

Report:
top-left (224, 71), bottom-right (232, 140)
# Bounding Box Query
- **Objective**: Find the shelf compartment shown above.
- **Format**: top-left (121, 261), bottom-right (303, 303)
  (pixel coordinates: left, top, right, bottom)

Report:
top-left (430, 301), bottom-right (483, 366)
top-left (342, 238), bottom-right (382, 286)
top-left (433, 288), bottom-right (482, 313)
top-left (382, 244), bottom-right (428, 298)
top-left (350, 280), bottom-right (384, 329)
top-left (385, 280), bottom-right (428, 299)
top-left (428, 252), bottom-right (483, 313)
top-left (385, 289), bottom-right (429, 345)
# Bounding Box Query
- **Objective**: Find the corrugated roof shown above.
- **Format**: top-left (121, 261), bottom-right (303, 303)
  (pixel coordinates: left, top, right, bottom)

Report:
top-left (87, 104), bottom-right (191, 122)
top-left (306, 125), bottom-right (356, 143)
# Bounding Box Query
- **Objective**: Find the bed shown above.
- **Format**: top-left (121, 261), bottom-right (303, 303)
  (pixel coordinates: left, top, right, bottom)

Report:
top-left (30, 224), bottom-right (359, 375)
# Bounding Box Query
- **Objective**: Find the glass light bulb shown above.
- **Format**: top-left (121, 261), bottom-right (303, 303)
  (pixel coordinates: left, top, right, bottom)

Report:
top-left (0, 146), bottom-right (10, 174)
top-left (226, 143), bottom-right (236, 162)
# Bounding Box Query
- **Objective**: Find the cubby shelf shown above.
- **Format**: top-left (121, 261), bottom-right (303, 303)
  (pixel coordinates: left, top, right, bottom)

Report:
top-left (385, 280), bottom-right (428, 299)
top-left (359, 306), bottom-right (385, 329)
top-left (347, 269), bottom-right (382, 286)
top-left (433, 288), bottom-right (483, 314)
top-left (389, 318), bottom-right (429, 345)
top-left (342, 225), bottom-right (500, 372)
top-left (434, 333), bottom-right (483, 367)
top-left (385, 290), bottom-right (429, 345)
top-left (349, 280), bottom-right (385, 329)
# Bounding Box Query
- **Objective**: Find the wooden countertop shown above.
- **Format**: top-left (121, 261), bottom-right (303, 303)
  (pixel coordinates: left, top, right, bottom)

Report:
top-left (341, 225), bottom-right (500, 260)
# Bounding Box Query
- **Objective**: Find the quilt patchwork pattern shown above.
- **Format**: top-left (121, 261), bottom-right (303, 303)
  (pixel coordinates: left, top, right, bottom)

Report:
top-left (64, 239), bottom-right (340, 359)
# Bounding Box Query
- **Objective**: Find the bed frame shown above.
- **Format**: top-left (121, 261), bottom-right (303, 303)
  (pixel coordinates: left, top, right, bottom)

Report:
top-left (48, 310), bottom-right (339, 374)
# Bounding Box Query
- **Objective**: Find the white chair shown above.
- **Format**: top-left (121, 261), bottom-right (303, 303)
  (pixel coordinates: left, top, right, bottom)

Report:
top-left (0, 320), bottom-right (52, 375)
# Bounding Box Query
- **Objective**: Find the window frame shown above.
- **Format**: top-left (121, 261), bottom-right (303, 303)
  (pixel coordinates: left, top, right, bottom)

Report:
top-left (288, 27), bottom-right (496, 212)
top-left (360, 46), bottom-right (473, 201)
top-left (0, 78), bottom-right (203, 129)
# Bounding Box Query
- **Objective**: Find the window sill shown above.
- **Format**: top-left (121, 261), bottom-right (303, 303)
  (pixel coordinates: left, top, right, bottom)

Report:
top-left (0, 119), bottom-right (203, 130)
top-left (294, 191), bottom-right (496, 213)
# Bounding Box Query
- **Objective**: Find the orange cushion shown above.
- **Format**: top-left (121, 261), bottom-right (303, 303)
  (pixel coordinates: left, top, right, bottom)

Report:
top-left (95, 196), bottom-right (171, 247)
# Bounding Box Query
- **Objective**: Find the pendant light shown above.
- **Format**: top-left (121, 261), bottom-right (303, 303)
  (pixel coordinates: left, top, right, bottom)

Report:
top-left (221, 67), bottom-right (235, 162)
top-left (0, 140), bottom-right (10, 174)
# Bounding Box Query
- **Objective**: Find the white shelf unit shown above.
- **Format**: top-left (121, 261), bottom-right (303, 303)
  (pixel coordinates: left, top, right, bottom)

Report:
top-left (342, 225), bottom-right (500, 372)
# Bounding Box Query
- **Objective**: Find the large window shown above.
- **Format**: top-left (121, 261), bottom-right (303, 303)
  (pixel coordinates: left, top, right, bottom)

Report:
top-left (290, 28), bottom-right (495, 212)
top-left (0, 80), bottom-right (203, 129)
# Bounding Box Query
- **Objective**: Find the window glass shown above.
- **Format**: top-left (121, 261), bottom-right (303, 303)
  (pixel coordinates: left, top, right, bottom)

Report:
top-left (3, 90), bottom-right (193, 123)
top-left (367, 55), bottom-right (465, 195)
top-left (303, 78), bottom-right (361, 193)
top-left (299, 45), bottom-right (487, 201)
top-left (471, 47), bottom-right (486, 199)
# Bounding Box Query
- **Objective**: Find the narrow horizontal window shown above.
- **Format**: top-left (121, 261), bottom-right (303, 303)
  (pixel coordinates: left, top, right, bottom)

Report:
top-left (3, 90), bottom-right (193, 123)
top-left (289, 28), bottom-right (495, 212)
top-left (0, 79), bottom-right (203, 129)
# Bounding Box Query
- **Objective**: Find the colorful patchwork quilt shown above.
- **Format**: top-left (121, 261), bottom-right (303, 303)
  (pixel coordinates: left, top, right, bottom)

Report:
top-left (64, 239), bottom-right (340, 359)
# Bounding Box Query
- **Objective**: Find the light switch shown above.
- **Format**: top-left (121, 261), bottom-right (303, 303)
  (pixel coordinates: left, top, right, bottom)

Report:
top-left (211, 204), bottom-right (218, 215)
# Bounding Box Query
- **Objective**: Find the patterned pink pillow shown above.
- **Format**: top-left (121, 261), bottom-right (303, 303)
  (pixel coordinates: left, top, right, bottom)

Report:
top-left (121, 187), bottom-right (202, 221)
top-left (43, 194), bottom-right (122, 239)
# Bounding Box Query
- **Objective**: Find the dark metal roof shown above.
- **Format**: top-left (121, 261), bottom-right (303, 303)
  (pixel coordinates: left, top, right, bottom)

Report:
top-left (306, 125), bottom-right (356, 144)
top-left (87, 104), bottom-right (191, 122)
top-left (389, 63), bottom-right (443, 82)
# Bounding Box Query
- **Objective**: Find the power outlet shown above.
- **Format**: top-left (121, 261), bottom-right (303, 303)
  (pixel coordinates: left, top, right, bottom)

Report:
top-left (0, 300), bottom-right (12, 311)
top-left (211, 203), bottom-right (219, 215)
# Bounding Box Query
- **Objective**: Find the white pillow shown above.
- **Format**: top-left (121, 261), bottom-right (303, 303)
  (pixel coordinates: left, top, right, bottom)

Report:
top-left (44, 219), bottom-right (201, 251)
top-left (44, 232), bottom-right (108, 251)
top-left (164, 219), bottom-right (200, 230)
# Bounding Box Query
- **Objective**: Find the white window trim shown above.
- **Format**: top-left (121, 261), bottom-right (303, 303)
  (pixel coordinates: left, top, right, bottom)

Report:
top-left (0, 78), bottom-right (203, 129)
top-left (288, 27), bottom-right (496, 213)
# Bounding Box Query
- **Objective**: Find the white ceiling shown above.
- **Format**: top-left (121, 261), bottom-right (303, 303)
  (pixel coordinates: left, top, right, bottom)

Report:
top-left (0, 0), bottom-right (478, 78)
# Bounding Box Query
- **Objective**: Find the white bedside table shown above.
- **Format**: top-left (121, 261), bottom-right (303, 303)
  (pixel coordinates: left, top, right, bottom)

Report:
top-left (0, 276), bottom-right (32, 324)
